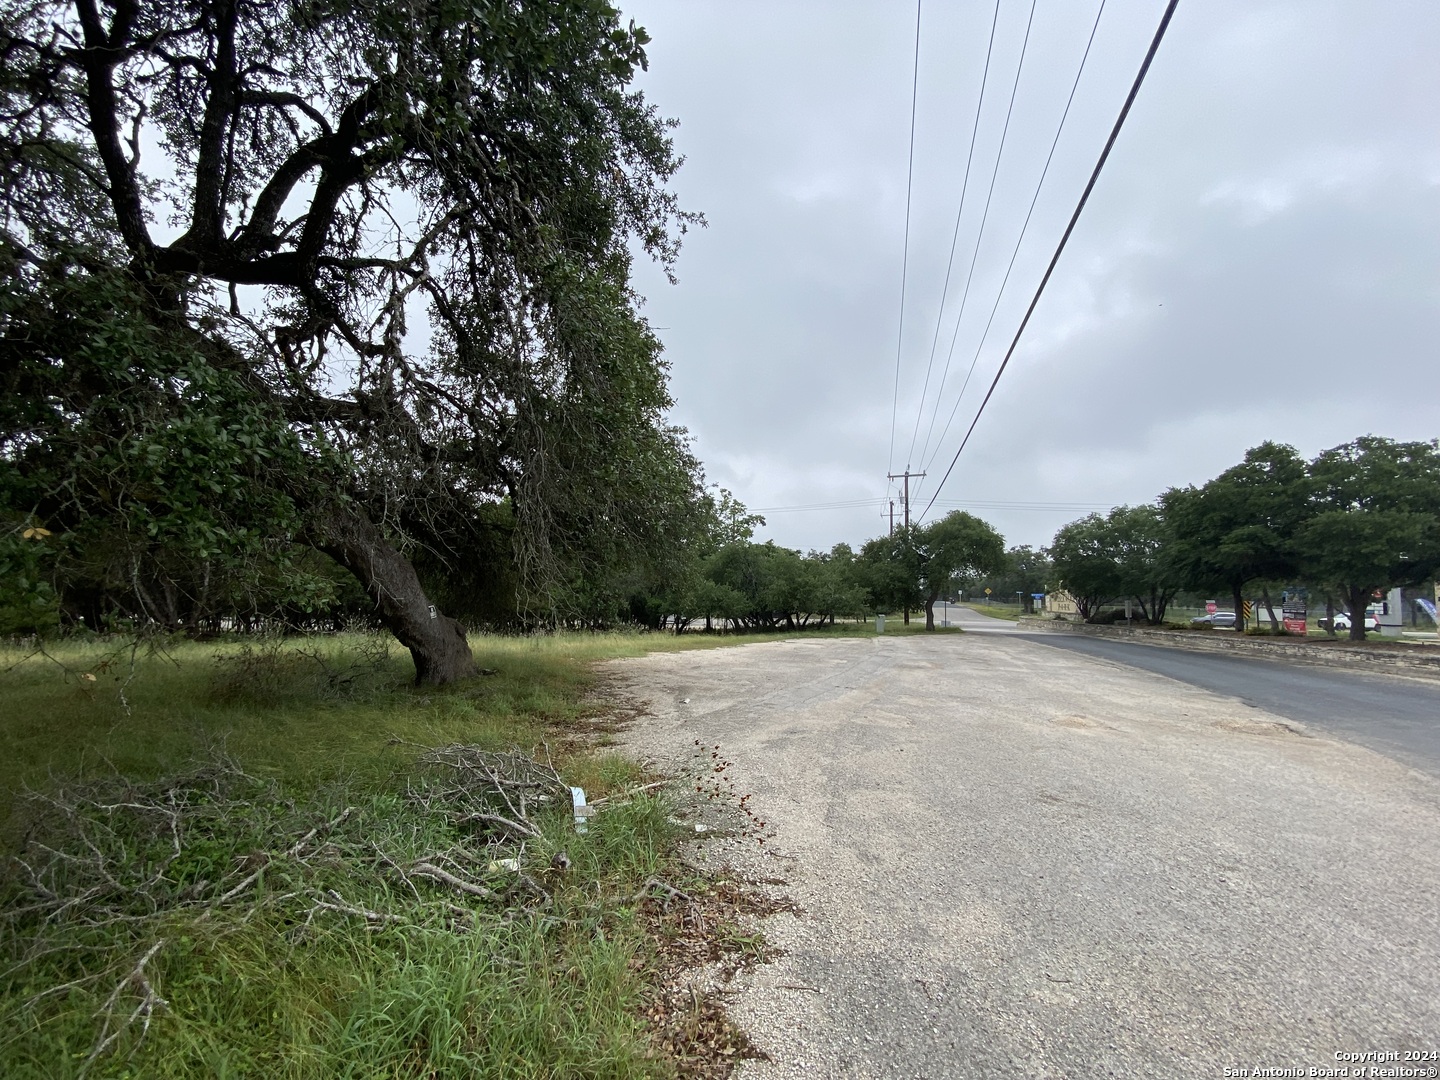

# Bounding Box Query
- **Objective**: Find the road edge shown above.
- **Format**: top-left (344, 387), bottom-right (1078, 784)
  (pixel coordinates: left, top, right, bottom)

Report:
top-left (1017, 617), bottom-right (1440, 682)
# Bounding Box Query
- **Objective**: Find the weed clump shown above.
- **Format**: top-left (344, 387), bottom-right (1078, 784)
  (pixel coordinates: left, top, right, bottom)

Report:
top-left (209, 634), bottom-right (397, 704)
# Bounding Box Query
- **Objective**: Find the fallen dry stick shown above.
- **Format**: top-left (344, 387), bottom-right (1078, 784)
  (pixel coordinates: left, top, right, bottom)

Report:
top-left (411, 861), bottom-right (493, 898)
top-left (82, 939), bottom-right (168, 1077)
top-left (633, 877), bottom-right (694, 907)
top-left (310, 890), bottom-right (406, 926)
top-left (212, 806), bottom-right (356, 905)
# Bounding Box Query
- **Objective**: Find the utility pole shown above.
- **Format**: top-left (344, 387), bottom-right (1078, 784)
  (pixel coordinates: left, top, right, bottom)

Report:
top-left (887, 470), bottom-right (926, 530)
top-left (887, 469), bottom-right (925, 625)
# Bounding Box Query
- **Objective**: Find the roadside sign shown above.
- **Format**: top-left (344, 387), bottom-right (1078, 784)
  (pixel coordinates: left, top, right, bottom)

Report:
top-left (1205, 600), bottom-right (1217, 614)
top-left (1378, 586), bottom-right (1404, 637)
top-left (1240, 600), bottom-right (1252, 628)
top-left (984, 587), bottom-right (991, 596)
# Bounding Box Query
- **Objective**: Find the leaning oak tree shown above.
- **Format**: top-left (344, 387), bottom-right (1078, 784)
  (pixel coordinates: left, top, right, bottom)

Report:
top-left (0, 0), bottom-right (697, 682)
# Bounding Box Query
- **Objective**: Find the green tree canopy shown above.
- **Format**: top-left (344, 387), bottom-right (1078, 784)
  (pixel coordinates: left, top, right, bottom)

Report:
top-left (1, 0), bottom-right (700, 681)
top-left (698, 541), bottom-right (856, 631)
top-left (1160, 442), bottom-right (1308, 621)
top-left (1296, 437), bottom-right (1440, 640)
top-left (914, 512), bottom-right (1006, 631)
top-left (972, 545), bottom-right (1052, 613)
top-left (858, 532), bottom-right (924, 618)
top-left (1048, 513), bottom-right (1124, 622)
top-left (1108, 505), bottom-right (1182, 624)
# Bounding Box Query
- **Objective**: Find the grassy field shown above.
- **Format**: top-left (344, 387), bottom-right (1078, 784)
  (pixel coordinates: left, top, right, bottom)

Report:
top-left (0, 629), bottom-right (828, 1079)
top-left (957, 603), bottom-right (1023, 622)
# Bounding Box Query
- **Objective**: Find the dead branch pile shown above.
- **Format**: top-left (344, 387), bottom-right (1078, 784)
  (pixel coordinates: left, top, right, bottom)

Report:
top-left (412, 745), bottom-right (569, 841)
top-left (1, 746), bottom-right (570, 1071)
top-left (7, 759), bottom-right (297, 927)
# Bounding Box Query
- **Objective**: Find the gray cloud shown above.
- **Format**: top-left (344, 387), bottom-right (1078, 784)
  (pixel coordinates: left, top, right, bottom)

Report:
top-left (621, 0), bottom-right (1440, 551)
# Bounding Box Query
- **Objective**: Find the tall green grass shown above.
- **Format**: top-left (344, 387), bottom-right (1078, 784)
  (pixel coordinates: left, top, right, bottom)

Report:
top-left (0, 630), bottom-right (787, 1078)
top-left (2, 789), bottom-right (676, 1078)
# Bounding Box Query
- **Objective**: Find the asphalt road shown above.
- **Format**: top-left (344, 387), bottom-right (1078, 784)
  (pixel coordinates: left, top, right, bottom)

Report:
top-left (1020, 632), bottom-right (1440, 780)
top-left (611, 633), bottom-right (1440, 1079)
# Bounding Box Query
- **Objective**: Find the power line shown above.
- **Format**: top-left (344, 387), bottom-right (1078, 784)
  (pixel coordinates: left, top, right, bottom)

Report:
top-left (908, 0), bottom-right (1037, 474)
top-left (751, 498), bottom-right (1115, 514)
top-left (919, 0), bottom-right (1181, 523)
top-left (931, 499), bottom-right (1114, 511)
top-left (920, 0), bottom-right (1109, 481)
top-left (900, 0), bottom-right (1001, 471)
top-left (753, 499), bottom-right (886, 513)
top-left (886, 0), bottom-right (924, 480)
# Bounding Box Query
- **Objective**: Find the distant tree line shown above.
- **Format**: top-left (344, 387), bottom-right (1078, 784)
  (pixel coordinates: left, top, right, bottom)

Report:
top-left (609, 508), bottom-right (1008, 634)
top-left (652, 435), bottom-right (1440, 645)
top-left (18, 431), bottom-right (1432, 651)
top-left (1032, 437), bottom-right (1440, 642)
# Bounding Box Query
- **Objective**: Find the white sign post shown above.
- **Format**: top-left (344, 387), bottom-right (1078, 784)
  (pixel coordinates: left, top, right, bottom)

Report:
top-left (1379, 587), bottom-right (1404, 638)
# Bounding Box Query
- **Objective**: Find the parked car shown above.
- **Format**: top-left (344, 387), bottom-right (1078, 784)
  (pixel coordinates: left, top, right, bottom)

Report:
top-left (1325, 611), bottom-right (1381, 632)
top-left (1190, 611), bottom-right (1237, 628)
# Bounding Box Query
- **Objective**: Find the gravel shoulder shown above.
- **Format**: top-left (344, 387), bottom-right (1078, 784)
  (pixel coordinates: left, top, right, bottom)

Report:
top-left (608, 633), bottom-right (1440, 1079)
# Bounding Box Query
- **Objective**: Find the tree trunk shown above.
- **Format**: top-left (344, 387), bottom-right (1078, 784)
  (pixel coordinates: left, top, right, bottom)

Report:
top-left (1345, 585), bottom-right (1370, 643)
top-left (1231, 582), bottom-right (1244, 630)
top-left (314, 503), bottom-right (478, 686)
top-left (1324, 595), bottom-right (1336, 638)
top-left (1261, 587), bottom-right (1278, 630)
top-left (924, 592), bottom-right (937, 631)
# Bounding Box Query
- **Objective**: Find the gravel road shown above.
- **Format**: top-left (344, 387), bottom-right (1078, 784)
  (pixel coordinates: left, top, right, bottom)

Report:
top-left (609, 632), bottom-right (1440, 1079)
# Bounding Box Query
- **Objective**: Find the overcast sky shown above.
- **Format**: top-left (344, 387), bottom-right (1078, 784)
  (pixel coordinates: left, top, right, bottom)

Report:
top-left (615, 0), bottom-right (1440, 553)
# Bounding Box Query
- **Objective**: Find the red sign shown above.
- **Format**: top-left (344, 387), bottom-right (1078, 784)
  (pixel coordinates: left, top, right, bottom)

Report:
top-left (1205, 600), bottom-right (1217, 614)
top-left (1282, 594), bottom-right (1307, 636)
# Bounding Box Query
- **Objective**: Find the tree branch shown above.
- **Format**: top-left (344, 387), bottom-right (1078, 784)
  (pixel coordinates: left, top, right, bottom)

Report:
top-left (178, 0), bottom-right (239, 254)
top-left (237, 136), bottom-right (323, 254)
top-left (72, 0), bottom-right (153, 260)
top-left (241, 90), bottom-right (333, 137)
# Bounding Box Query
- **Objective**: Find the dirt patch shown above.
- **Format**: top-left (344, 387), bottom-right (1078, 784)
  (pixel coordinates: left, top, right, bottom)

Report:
top-left (638, 868), bottom-right (803, 1078)
top-left (1216, 717), bottom-right (1309, 738)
